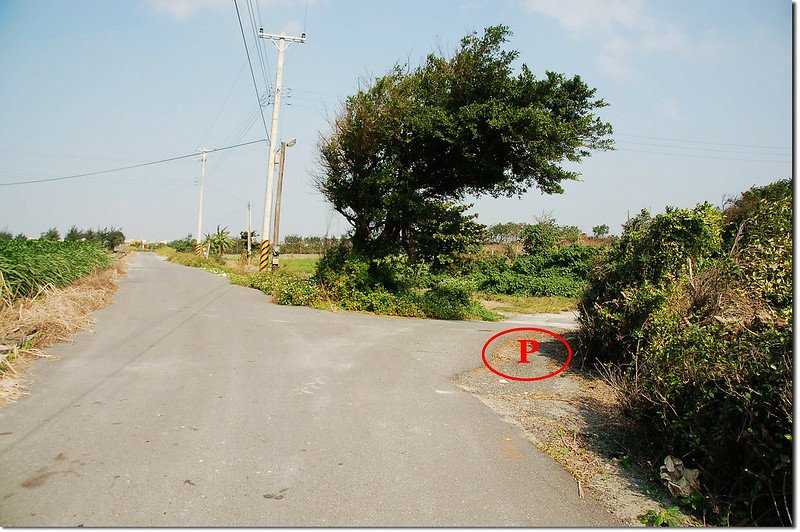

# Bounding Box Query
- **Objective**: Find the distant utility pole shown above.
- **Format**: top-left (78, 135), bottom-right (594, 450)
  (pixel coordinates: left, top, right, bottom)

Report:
top-left (194, 148), bottom-right (212, 256)
top-left (271, 139), bottom-right (297, 270)
top-left (257, 28), bottom-right (306, 272)
top-left (246, 201), bottom-right (253, 261)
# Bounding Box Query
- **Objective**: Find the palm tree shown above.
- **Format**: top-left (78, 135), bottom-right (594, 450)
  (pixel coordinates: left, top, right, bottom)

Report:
top-left (203, 225), bottom-right (234, 258)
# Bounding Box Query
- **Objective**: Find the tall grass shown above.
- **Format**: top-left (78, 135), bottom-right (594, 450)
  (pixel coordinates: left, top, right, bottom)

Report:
top-left (0, 240), bottom-right (110, 301)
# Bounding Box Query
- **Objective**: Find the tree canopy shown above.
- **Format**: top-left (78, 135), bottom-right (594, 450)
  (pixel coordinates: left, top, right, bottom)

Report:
top-left (317, 25), bottom-right (613, 261)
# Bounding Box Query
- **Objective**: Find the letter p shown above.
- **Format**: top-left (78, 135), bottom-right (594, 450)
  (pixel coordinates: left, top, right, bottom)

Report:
top-left (517, 339), bottom-right (539, 364)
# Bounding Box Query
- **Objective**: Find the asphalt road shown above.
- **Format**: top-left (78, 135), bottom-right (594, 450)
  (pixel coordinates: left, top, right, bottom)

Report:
top-left (0, 252), bottom-right (619, 526)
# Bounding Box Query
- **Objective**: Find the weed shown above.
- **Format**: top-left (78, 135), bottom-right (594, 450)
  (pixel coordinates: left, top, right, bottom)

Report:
top-left (638, 506), bottom-right (683, 527)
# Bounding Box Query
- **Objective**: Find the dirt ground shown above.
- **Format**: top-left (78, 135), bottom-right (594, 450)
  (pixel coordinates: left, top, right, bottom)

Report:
top-left (453, 330), bottom-right (698, 526)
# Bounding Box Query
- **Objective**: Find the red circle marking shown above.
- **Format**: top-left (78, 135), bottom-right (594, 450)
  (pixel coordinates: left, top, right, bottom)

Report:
top-left (481, 327), bottom-right (572, 382)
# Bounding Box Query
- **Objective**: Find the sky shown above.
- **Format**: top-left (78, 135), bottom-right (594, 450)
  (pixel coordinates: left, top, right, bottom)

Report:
top-left (0, 0), bottom-right (792, 242)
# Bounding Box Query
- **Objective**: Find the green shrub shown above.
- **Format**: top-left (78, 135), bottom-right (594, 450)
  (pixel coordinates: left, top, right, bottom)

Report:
top-left (578, 183), bottom-right (792, 526)
top-left (521, 220), bottom-right (560, 254)
top-left (315, 245), bottom-right (486, 320)
top-left (154, 246), bottom-right (176, 258)
top-left (467, 244), bottom-right (603, 298)
top-left (578, 203), bottom-right (723, 364)
top-left (419, 278), bottom-right (474, 320)
top-left (273, 277), bottom-right (320, 306)
top-left (167, 252), bottom-right (223, 269)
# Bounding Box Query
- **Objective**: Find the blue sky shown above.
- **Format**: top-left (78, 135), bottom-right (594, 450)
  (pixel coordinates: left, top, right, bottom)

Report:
top-left (0, 0), bottom-right (792, 242)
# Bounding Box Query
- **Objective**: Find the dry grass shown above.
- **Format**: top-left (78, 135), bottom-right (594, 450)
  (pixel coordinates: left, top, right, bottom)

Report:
top-left (478, 293), bottom-right (577, 314)
top-left (0, 254), bottom-right (129, 406)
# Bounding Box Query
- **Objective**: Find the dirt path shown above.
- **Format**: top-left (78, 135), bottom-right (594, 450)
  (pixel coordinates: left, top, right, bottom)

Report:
top-left (452, 328), bottom-right (696, 526)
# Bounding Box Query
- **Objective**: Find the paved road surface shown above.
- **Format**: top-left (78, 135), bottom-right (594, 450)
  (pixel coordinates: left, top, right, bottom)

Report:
top-left (0, 253), bottom-right (619, 526)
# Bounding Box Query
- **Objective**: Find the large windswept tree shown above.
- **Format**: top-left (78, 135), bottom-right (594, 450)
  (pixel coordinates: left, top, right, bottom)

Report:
top-left (317, 26), bottom-right (613, 262)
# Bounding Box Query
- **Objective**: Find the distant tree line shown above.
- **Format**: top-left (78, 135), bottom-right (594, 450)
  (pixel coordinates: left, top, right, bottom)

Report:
top-left (484, 218), bottom-right (612, 248)
top-left (279, 234), bottom-right (349, 255)
top-left (159, 232), bottom-right (349, 256)
top-left (0, 226), bottom-right (125, 250)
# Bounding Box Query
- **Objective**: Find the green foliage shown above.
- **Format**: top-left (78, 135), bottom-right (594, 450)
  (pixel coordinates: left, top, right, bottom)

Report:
top-left (272, 276), bottom-right (320, 306)
top-left (167, 234), bottom-right (195, 253)
top-left (558, 225), bottom-right (583, 245)
top-left (167, 252), bottom-right (222, 269)
top-left (486, 222), bottom-right (528, 244)
top-left (469, 243), bottom-right (604, 298)
top-left (231, 271), bottom-right (274, 292)
top-left (279, 234), bottom-right (347, 254)
top-left (63, 226), bottom-right (125, 250)
top-left (154, 246), bottom-right (176, 258)
top-left (203, 225), bottom-right (235, 257)
top-left (638, 506), bottom-right (684, 527)
top-left (578, 181), bottom-right (793, 526)
top-left (521, 218), bottom-right (560, 255)
top-left (579, 203), bottom-right (724, 364)
top-left (592, 224), bottom-right (610, 238)
top-left (318, 25), bottom-right (612, 261)
top-left (0, 229), bottom-right (13, 240)
top-left (733, 186), bottom-right (792, 314)
top-left (411, 201), bottom-right (486, 267)
top-left (0, 239), bottom-right (110, 300)
top-left (315, 245), bottom-right (492, 320)
top-left (40, 227), bottom-right (60, 241)
top-left (419, 278), bottom-right (473, 320)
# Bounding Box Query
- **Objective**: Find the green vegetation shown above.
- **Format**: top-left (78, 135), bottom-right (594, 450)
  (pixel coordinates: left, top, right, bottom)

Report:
top-left (465, 243), bottom-right (604, 298)
top-left (203, 225), bottom-right (235, 258)
top-left (0, 239), bottom-right (110, 301)
top-left (167, 252), bottom-right (222, 269)
top-left (314, 247), bottom-right (501, 320)
top-left (64, 226), bottom-right (125, 250)
top-left (592, 224), bottom-right (610, 238)
top-left (638, 506), bottom-right (684, 527)
top-left (277, 256), bottom-right (318, 275)
top-left (280, 234), bottom-right (347, 254)
top-left (317, 25), bottom-right (612, 262)
top-left (578, 179), bottom-right (792, 526)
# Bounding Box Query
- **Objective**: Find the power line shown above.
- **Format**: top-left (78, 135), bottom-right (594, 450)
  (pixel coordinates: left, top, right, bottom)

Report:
top-left (207, 182), bottom-right (248, 203)
top-left (615, 133), bottom-right (790, 150)
top-left (617, 140), bottom-right (792, 157)
top-left (616, 147), bottom-right (790, 164)
top-left (234, 0), bottom-right (270, 142)
top-left (0, 139), bottom-right (266, 187)
top-left (200, 60), bottom-right (248, 145)
top-left (205, 101), bottom-right (263, 177)
top-left (246, 0), bottom-right (271, 96)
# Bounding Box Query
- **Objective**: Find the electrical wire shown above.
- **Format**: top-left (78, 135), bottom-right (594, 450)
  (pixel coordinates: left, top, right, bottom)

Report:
top-left (0, 139), bottom-right (266, 187)
top-left (246, 0), bottom-right (271, 97)
top-left (615, 147), bottom-right (790, 164)
top-left (200, 60), bottom-right (248, 146)
top-left (254, 0), bottom-right (272, 85)
top-left (208, 182), bottom-right (248, 204)
top-left (615, 133), bottom-right (790, 150)
top-left (234, 0), bottom-right (270, 142)
top-left (205, 101), bottom-right (263, 177)
top-left (616, 140), bottom-right (791, 157)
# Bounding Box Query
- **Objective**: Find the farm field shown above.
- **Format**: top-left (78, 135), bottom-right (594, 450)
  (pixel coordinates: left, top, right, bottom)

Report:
top-left (0, 240), bottom-right (110, 301)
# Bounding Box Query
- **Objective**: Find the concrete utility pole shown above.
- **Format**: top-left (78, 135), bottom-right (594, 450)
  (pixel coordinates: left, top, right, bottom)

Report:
top-left (194, 149), bottom-right (212, 256)
top-left (271, 139), bottom-right (296, 270)
top-left (257, 28), bottom-right (306, 272)
top-left (246, 201), bottom-right (252, 261)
